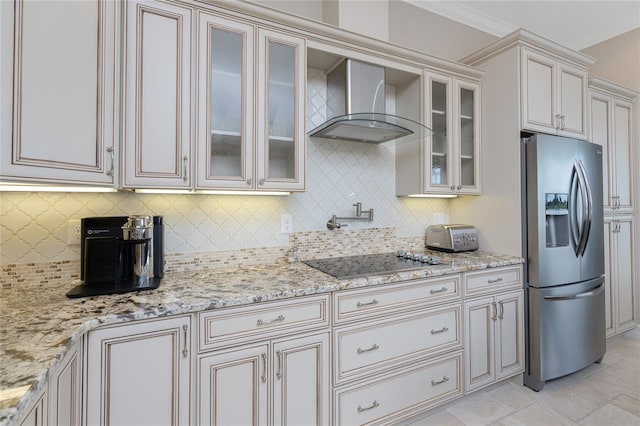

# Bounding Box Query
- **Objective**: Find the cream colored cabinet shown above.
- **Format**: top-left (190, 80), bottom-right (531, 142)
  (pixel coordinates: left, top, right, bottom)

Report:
top-left (589, 80), bottom-right (636, 214)
top-left (48, 340), bottom-right (82, 426)
top-left (521, 47), bottom-right (588, 139)
top-left (197, 332), bottom-right (330, 426)
top-left (397, 71), bottom-right (480, 196)
top-left (196, 16), bottom-right (306, 191)
top-left (0, 0), bottom-right (119, 185)
top-left (85, 316), bottom-right (192, 425)
top-left (122, 0), bottom-right (193, 189)
top-left (464, 290), bottom-right (524, 393)
top-left (604, 218), bottom-right (637, 336)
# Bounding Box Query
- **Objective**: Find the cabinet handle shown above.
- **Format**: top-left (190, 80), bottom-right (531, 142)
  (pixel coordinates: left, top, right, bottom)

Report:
top-left (430, 286), bottom-right (448, 294)
top-left (259, 178), bottom-right (265, 186)
top-left (357, 401), bottom-right (380, 413)
top-left (106, 146), bottom-right (114, 176)
top-left (182, 155), bottom-right (188, 182)
top-left (560, 114), bottom-right (566, 130)
top-left (498, 301), bottom-right (504, 320)
top-left (430, 326), bottom-right (449, 335)
top-left (261, 353), bottom-right (267, 383)
top-left (182, 325), bottom-right (188, 358)
top-left (356, 299), bottom-right (379, 308)
top-left (357, 344), bottom-right (379, 354)
top-left (555, 114), bottom-right (562, 130)
top-left (487, 277), bottom-right (503, 284)
top-left (430, 376), bottom-right (450, 386)
top-left (246, 178), bottom-right (253, 186)
top-left (276, 350), bottom-right (282, 379)
top-left (456, 185), bottom-right (461, 190)
top-left (450, 185), bottom-right (455, 190)
top-left (491, 301), bottom-right (498, 321)
top-left (257, 314), bottom-right (285, 326)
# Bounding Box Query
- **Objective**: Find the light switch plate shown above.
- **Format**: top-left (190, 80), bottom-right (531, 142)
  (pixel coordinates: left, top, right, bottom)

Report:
top-left (280, 215), bottom-right (293, 234)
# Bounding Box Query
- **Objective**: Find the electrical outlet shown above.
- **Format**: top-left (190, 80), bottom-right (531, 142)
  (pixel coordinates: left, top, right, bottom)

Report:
top-left (433, 212), bottom-right (446, 225)
top-left (67, 219), bottom-right (81, 245)
top-left (280, 214), bottom-right (293, 234)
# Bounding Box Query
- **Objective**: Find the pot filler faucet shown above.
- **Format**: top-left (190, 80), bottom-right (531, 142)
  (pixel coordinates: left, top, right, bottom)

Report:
top-left (327, 202), bottom-right (374, 230)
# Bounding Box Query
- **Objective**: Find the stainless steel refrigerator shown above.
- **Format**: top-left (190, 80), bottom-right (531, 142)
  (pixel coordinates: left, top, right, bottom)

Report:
top-left (522, 133), bottom-right (605, 391)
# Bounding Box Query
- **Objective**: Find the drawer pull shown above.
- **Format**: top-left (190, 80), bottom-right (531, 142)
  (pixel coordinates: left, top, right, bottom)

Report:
top-left (356, 299), bottom-right (379, 308)
top-left (357, 401), bottom-right (380, 413)
top-left (430, 286), bottom-right (448, 294)
top-left (357, 344), bottom-right (380, 354)
top-left (257, 314), bottom-right (285, 326)
top-left (430, 376), bottom-right (450, 386)
top-left (182, 325), bottom-right (188, 358)
top-left (430, 326), bottom-right (449, 335)
top-left (487, 277), bottom-right (504, 284)
top-left (261, 353), bottom-right (267, 383)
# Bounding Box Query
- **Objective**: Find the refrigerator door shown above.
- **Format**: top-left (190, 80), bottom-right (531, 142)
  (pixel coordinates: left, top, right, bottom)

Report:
top-left (525, 134), bottom-right (604, 287)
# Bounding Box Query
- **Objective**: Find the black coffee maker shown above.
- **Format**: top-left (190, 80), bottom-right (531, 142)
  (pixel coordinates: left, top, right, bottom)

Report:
top-left (66, 215), bottom-right (164, 298)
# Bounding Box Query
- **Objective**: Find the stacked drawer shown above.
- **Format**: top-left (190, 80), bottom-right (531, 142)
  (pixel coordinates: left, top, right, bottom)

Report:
top-left (332, 275), bottom-right (464, 424)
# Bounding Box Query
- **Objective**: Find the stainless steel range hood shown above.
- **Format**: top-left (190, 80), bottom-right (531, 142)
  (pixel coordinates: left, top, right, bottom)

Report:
top-left (308, 59), bottom-right (430, 144)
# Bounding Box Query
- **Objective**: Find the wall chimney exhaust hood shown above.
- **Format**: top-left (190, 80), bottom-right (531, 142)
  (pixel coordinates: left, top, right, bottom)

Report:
top-left (308, 59), bottom-right (430, 144)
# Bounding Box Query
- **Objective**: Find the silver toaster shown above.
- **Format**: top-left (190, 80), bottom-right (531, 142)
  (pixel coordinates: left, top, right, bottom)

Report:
top-left (426, 224), bottom-right (479, 252)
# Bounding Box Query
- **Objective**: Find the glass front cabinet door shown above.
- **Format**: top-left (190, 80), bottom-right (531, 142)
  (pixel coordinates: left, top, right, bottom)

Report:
top-left (424, 71), bottom-right (480, 195)
top-left (197, 16), bottom-right (305, 191)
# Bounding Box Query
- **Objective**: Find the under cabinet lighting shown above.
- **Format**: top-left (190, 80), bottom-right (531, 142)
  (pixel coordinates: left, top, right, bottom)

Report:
top-left (133, 189), bottom-right (291, 196)
top-left (404, 194), bottom-right (458, 199)
top-left (0, 184), bottom-right (117, 193)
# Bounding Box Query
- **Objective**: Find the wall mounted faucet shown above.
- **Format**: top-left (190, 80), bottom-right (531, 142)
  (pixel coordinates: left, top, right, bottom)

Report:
top-left (327, 202), bottom-right (374, 230)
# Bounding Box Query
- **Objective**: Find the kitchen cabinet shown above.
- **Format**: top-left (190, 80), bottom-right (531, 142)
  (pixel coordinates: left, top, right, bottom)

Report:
top-left (48, 340), bottom-right (82, 426)
top-left (122, 0), bottom-right (193, 189)
top-left (197, 295), bottom-right (330, 425)
top-left (521, 47), bottom-right (588, 139)
top-left (604, 217), bottom-right (637, 336)
top-left (396, 71), bottom-right (481, 196)
top-left (0, 0), bottom-right (119, 185)
top-left (196, 16), bottom-right (306, 191)
top-left (462, 266), bottom-right (524, 393)
top-left (589, 79), bottom-right (636, 214)
top-left (85, 316), bottom-right (191, 425)
top-left (197, 332), bottom-right (330, 426)
top-left (19, 389), bottom-right (47, 426)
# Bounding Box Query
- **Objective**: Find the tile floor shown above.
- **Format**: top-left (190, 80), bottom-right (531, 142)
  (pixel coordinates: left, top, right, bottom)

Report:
top-left (401, 327), bottom-right (640, 426)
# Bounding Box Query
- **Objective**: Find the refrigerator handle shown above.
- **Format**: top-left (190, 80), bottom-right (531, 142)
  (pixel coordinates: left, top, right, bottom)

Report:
top-left (576, 159), bottom-right (593, 257)
top-left (569, 163), bottom-right (581, 256)
top-left (543, 283), bottom-right (604, 300)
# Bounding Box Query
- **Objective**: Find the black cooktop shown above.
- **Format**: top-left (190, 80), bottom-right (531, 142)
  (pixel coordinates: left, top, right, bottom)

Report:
top-left (304, 252), bottom-right (435, 279)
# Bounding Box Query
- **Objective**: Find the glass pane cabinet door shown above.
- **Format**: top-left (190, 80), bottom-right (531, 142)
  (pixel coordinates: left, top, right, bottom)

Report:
top-left (197, 14), bottom-right (254, 189)
top-left (425, 72), bottom-right (453, 192)
top-left (257, 29), bottom-right (305, 190)
top-left (457, 81), bottom-right (480, 193)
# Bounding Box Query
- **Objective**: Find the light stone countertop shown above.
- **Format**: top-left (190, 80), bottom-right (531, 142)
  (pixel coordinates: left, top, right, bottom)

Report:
top-left (0, 250), bottom-right (523, 425)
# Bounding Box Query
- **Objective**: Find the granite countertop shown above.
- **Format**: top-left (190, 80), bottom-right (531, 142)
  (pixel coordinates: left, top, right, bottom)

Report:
top-left (0, 250), bottom-right (522, 425)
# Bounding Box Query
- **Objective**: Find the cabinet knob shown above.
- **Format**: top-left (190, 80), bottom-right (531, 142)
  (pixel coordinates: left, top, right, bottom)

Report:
top-left (246, 178), bottom-right (253, 186)
top-left (259, 178), bottom-right (265, 186)
top-left (450, 185), bottom-right (455, 190)
top-left (456, 185), bottom-right (461, 190)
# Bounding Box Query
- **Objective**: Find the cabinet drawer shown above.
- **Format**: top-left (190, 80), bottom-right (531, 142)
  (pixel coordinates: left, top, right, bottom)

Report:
top-left (334, 275), bottom-right (461, 324)
top-left (464, 266), bottom-right (522, 296)
top-left (334, 352), bottom-right (463, 426)
top-left (199, 295), bottom-right (329, 351)
top-left (334, 303), bottom-right (461, 384)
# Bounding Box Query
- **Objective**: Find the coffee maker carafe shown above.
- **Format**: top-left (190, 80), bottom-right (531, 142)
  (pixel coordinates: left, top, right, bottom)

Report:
top-left (66, 215), bottom-right (164, 298)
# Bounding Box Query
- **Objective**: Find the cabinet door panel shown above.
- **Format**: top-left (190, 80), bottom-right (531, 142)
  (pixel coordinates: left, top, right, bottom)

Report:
top-left (590, 94), bottom-right (613, 209)
top-left (603, 221), bottom-right (615, 336)
top-left (464, 297), bottom-right (495, 392)
top-left (424, 72), bottom-right (453, 192)
top-left (49, 341), bottom-right (82, 426)
top-left (1, 0), bottom-right (118, 184)
top-left (86, 316), bottom-right (191, 426)
top-left (495, 291), bottom-right (524, 380)
top-left (612, 101), bottom-right (633, 211)
top-left (615, 220), bottom-right (636, 331)
top-left (273, 333), bottom-right (330, 426)
top-left (455, 79), bottom-right (481, 193)
top-left (123, 0), bottom-right (191, 188)
top-left (198, 344), bottom-right (268, 426)
top-left (522, 49), bottom-right (556, 132)
top-left (558, 63), bottom-right (587, 137)
top-left (196, 13), bottom-right (254, 189)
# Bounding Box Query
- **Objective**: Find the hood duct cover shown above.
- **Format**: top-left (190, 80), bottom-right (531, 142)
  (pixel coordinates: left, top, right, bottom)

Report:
top-left (308, 59), bottom-right (430, 144)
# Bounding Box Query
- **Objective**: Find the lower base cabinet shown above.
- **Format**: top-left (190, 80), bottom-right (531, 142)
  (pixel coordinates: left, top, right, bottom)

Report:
top-left (48, 341), bottom-right (82, 426)
top-left (85, 316), bottom-right (192, 426)
top-left (197, 332), bottom-right (330, 426)
top-left (19, 390), bottom-right (47, 426)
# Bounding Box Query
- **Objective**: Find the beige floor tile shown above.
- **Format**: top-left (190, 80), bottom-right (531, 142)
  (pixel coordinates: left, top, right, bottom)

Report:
top-left (487, 382), bottom-right (536, 411)
top-left (491, 402), bottom-right (577, 426)
top-left (446, 392), bottom-right (515, 426)
top-left (589, 358), bottom-right (640, 398)
top-left (404, 409), bottom-right (466, 426)
top-left (577, 403), bottom-right (640, 426)
top-left (611, 394), bottom-right (640, 417)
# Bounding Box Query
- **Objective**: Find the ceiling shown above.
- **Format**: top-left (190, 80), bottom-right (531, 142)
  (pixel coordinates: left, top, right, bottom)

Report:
top-left (408, 0), bottom-right (640, 51)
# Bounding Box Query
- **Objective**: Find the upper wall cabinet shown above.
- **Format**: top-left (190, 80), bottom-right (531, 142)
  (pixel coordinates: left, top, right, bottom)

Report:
top-left (0, 0), bottom-right (120, 185)
top-left (122, 0), bottom-right (193, 189)
top-left (196, 13), bottom-right (306, 191)
top-left (521, 47), bottom-right (588, 139)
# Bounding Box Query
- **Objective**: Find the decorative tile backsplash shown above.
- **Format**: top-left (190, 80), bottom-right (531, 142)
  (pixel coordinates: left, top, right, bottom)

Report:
top-left (0, 69), bottom-right (449, 286)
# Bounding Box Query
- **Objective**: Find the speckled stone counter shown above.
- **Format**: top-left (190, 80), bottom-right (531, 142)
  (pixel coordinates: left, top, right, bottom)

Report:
top-left (0, 250), bottom-right (522, 425)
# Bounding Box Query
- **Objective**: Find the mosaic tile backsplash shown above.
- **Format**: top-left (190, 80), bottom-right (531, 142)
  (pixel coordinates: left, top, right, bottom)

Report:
top-left (0, 69), bottom-right (449, 286)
